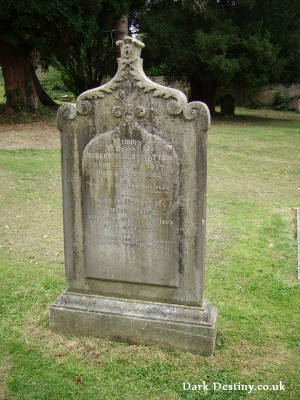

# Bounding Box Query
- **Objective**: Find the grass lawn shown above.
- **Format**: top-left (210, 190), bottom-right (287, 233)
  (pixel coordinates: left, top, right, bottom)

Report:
top-left (0, 108), bottom-right (299, 399)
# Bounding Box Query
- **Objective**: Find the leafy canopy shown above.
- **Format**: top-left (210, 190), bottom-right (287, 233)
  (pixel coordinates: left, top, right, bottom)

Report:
top-left (134, 0), bottom-right (298, 98)
top-left (0, 0), bottom-right (143, 95)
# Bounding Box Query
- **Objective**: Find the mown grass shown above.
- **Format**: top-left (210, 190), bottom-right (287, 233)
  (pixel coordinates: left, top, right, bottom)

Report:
top-left (0, 108), bottom-right (299, 399)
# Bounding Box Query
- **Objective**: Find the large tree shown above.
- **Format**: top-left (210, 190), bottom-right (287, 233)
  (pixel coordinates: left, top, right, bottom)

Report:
top-left (134, 0), bottom-right (297, 113)
top-left (0, 1), bottom-right (59, 113)
top-left (259, 0), bottom-right (300, 84)
top-left (0, 0), bottom-right (141, 113)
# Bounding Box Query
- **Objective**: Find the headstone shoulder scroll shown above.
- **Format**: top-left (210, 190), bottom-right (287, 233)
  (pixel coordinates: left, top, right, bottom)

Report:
top-left (51, 35), bottom-right (217, 356)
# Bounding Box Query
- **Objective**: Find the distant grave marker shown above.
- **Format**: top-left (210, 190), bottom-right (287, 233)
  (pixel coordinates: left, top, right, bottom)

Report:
top-left (220, 94), bottom-right (234, 115)
top-left (50, 36), bottom-right (217, 355)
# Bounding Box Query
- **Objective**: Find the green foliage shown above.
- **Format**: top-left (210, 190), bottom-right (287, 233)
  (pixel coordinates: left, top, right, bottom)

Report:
top-left (134, 0), bottom-right (298, 108)
top-left (53, 35), bottom-right (115, 95)
top-left (47, 0), bottom-right (123, 95)
top-left (0, 0), bottom-right (125, 53)
top-left (0, 1), bottom-right (145, 97)
top-left (272, 92), bottom-right (292, 111)
top-left (37, 67), bottom-right (74, 101)
top-left (258, 0), bottom-right (300, 83)
top-left (146, 64), bottom-right (168, 76)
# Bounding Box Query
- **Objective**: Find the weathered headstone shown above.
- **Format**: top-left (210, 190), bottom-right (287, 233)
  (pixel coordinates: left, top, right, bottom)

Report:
top-left (220, 94), bottom-right (235, 115)
top-left (50, 36), bottom-right (217, 355)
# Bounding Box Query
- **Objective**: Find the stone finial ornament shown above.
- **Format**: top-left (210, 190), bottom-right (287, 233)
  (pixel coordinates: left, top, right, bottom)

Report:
top-left (116, 35), bottom-right (145, 59)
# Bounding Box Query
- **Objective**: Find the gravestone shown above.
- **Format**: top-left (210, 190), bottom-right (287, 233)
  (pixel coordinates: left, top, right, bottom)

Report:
top-left (220, 94), bottom-right (235, 115)
top-left (49, 36), bottom-right (217, 355)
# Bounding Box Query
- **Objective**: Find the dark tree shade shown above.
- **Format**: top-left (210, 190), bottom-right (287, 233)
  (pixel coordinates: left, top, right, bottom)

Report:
top-left (258, 0), bottom-right (300, 84)
top-left (0, 0), bottom-right (143, 113)
top-left (134, 0), bottom-right (299, 113)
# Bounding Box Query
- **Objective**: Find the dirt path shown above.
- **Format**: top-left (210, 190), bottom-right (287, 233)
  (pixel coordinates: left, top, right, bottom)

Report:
top-left (0, 120), bottom-right (60, 150)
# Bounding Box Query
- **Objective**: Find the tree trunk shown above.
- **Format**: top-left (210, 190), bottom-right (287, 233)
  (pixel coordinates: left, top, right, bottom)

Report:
top-left (30, 65), bottom-right (58, 109)
top-left (115, 16), bottom-right (129, 59)
top-left (0, 42), bottom-right (40, 113)
top-left (189, 76), bottom-right (217, 115)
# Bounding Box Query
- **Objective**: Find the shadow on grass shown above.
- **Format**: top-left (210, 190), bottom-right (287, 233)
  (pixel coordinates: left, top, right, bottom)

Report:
top-left (212, 111), bottom-right (299, 126)
top-left (0, 102), bottom-right (57, 125)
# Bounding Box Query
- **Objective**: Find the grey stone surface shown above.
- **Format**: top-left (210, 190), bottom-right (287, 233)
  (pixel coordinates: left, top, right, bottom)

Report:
top-left (50, 292), bottom-right (217, 356)
top-left (50, 36), bottom-right (217, 355)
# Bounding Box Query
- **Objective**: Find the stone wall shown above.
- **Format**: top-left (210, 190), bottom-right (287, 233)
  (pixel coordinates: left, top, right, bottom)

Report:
top-left (255, 83), bottom-right (300, 111)
top-left (150, 77), bottom-right (300, 112)
top-left (149, 76), bottom-right (190, 99)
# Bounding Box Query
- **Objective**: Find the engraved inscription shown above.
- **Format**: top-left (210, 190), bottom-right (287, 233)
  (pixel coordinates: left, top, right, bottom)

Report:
top-left (82, 122), bottom-right (180, 287)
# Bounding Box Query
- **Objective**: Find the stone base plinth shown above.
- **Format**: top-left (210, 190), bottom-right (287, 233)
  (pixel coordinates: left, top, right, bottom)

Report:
top-left (49, 292), bottom-right (217, 356)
